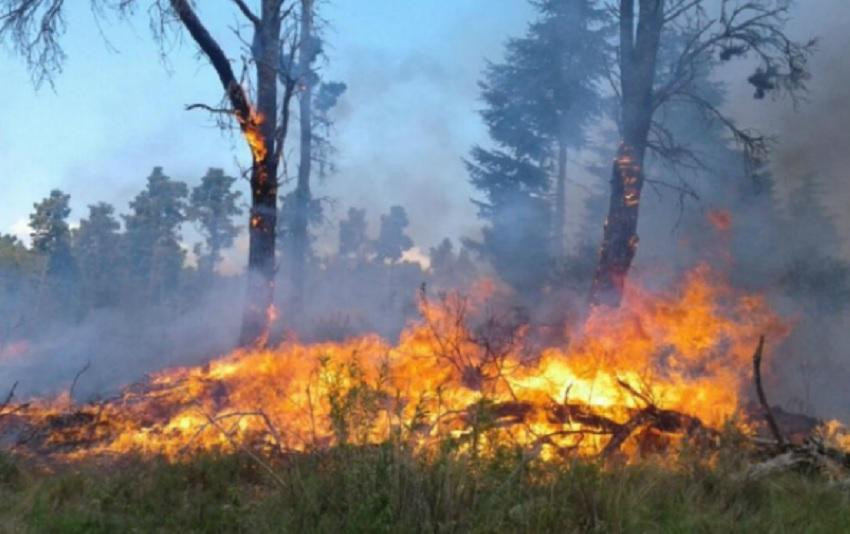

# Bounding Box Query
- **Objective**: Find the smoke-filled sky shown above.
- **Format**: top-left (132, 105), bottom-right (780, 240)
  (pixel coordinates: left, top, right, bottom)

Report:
top-left (0, 0), bottom-right (847, 265)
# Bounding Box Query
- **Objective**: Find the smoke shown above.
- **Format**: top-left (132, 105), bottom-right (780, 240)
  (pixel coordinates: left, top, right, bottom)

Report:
top-left (0, 280), bottom-right (244, 402)
top-left (2, 0), bottom-right (849, 427)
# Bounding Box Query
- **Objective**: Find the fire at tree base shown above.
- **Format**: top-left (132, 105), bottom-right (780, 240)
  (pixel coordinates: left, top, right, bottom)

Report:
top-left (2, 265), bottom-right (849, 470)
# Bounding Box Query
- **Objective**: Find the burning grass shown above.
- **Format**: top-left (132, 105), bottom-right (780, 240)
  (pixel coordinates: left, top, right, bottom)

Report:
top-left (3, 266), bottom-right (850, 531)
top-left (1, 266), bottom-right (798, 463)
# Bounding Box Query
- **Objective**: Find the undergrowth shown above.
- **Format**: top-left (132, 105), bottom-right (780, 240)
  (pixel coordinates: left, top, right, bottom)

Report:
top-left (1, 437), bottom-right (849, 534)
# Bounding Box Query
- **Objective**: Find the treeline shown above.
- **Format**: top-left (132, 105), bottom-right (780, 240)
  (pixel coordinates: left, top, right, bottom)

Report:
top-left (1, 167), bottom-right (239, 340)
top-left (0, 166), bottom-right (485, 347)
top-left (463, 0), bottom-right (850, 309)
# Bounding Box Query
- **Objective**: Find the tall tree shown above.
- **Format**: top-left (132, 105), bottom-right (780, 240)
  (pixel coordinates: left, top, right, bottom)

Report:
top-left (283, 0), bottom-right (346, 305)
top-left (467, 0), bottom-right (607, 294)
top-left (779, 175), bottom-right (850, 312)
top-left (123, 167), bottom-right (188, 304)
top-left (374, 206), bottom-right (414, 263)
top-left (289, 0), bottom-right (318, 308)
top-left (589, 0), bottom-right (815, 305)
top-left (0, 234), bottom-right (39, 345)
top-left (29, 189), bottom-right (79, 320)
top-left (73, 202), bottom-right (123, 309)
top-left (30, 189), bottom-right (77, 280)
top-left (338, 207), bottom-right (369, 259)
top-left (188, 168), bottom-right (242, 278)
top-left (168, 0), bottom-right (298, 344)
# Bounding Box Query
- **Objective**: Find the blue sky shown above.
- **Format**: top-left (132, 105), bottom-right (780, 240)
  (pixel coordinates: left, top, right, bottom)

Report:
top-left (0, 1), bottom-right (535, 264)
top-left (1, 0), bottom-right (848, 265)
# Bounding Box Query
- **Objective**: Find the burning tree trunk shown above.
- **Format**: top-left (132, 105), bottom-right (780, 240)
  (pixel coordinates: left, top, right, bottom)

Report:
top-left (241, 1), bottom-right (283, 345)
top-left (589, 0), bottom-right (662, 306)
top-left (588, 0), bottom-right (813, 306)
top-left (169, 0), bottom-right (293, 345)
top-left (290, 0), bottom-right (316, 311)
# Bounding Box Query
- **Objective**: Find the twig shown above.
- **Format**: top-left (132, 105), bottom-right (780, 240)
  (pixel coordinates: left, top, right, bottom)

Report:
top-left (616, 377), bottom-right (655, 408)
top-left (69, 360), bottom-right (91, 402)
top-left (0, 381), bottom-right (18, 415)
top-left (196, 407), bottom-right (287, 488)
top-left (753, 335), bottom-right (786, 447)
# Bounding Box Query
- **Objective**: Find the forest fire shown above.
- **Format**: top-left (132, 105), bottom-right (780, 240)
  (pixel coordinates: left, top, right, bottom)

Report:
top-left (0, 266), bottom-right (810, 463)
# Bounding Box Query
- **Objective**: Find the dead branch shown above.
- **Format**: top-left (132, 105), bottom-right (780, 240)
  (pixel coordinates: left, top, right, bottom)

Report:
top-left (601, 410), bottom-right (655, 458)
top-left (196, 407), bottom-right (287, 488)
top-left (68, 360), bottom-right (91, 403)
top-left (230, 0), bottom-right (260, 27)
top-left (185, 103), bottom-right (235, 115)
top-left (752, 335), bottom-right (786, 447)
top-left (0, 381), bottom-right (18, 416)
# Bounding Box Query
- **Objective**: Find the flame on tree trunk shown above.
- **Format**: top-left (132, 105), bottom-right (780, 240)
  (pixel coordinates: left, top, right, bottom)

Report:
top-left (170, 0), bottom-right (283, 345)
top-left (242, 1), bottom-right (283, 345)
top-left (590, 144), bottom-right (643, 305)
top-left (589, 0), bottom-right (662, 306)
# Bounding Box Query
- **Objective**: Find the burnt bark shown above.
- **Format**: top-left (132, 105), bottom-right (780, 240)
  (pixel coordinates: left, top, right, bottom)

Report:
top-left (241, 1), bottom-right (283, 345)
top-left (170, 0), bottom-right (282, 344)
top-left (589, 0), bottom-right (663, 306)
top-left (589, 0), bottom-right (813, 305)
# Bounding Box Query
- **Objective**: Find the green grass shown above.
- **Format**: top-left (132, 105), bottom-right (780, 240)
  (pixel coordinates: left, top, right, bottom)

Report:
top-left (1, 444), bottom-right (849, 533)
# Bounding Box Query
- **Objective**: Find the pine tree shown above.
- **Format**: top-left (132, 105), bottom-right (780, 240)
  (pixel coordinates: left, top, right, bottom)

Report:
top-left (467, 0), bottom-right (608, 295)
top-left (188, 168), bottom-right (242, 277)
top-left (375, 206), bottom-right (413, 263)
top-left (780, 175), bottom-right (850, 312)
top-left (30, 189), bottom-right (77, 279)
top-left (0, 234), bottom-right (40, 343)
top-left (338, 207), bottom-right (369, 259)
top-left (123, 167), bottom-right (189, 303)
top-left (74, 202), bottom-right (123, 309)
top-left (29, 189), bottom-right (80, 320)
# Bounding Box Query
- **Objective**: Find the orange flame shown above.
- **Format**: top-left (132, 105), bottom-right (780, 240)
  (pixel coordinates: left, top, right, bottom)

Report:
top-left (239, 109), bottom-right (267, 165)
top-left (2, 266), bottom-right (799, 461)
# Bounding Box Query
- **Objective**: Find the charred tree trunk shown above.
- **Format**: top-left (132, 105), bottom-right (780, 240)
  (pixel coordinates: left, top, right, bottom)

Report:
top-left (589, 0), bottom-right (663, 306)
top-left (290, 0), bottom-right (315, 312)
top-left (170, 0), bottom-right (282, 345)
top-left (241, 1), bottom-right (282, 345)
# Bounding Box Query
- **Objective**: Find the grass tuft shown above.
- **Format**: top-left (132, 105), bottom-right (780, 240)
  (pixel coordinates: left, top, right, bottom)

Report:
top-left (1, 443), bottom-right (849, 533)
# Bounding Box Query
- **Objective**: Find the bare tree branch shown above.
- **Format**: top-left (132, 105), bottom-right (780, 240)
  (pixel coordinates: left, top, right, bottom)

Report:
top-left (186, 102), bottom-right (236, 115)
top-left (230, 0), bottom-right (259, 26)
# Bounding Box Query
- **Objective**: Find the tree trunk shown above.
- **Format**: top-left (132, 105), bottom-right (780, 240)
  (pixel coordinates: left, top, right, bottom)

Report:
top-left (589, 0), bottom-right (663, 306)
top-left (290, 0), bottom-right (315, 311)
top-left (554, 139), bottom-right (567, 260)
top-left (240, 1), bottom-right (282, 345)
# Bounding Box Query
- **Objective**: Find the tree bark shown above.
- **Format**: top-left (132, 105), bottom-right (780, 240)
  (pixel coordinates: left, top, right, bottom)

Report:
top-left (589, 0), bottom-right (663, 306)
top-left (169, 0), bottom-right (281, 344)
top-left (241, 0), bottom-right (282, 345)
top-left (290, 0), bottom-right (315, 311)
top-left (554, 139), bottom-right (567, 260)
